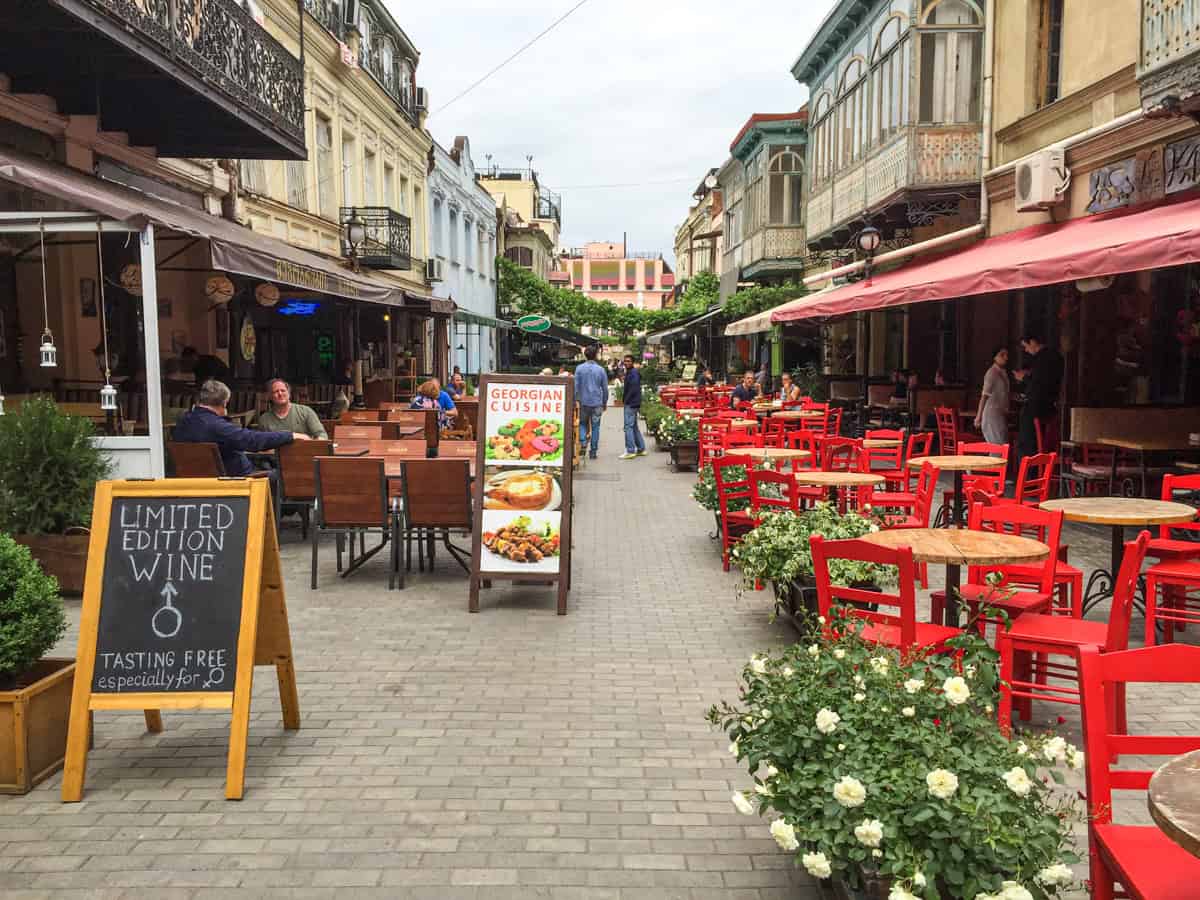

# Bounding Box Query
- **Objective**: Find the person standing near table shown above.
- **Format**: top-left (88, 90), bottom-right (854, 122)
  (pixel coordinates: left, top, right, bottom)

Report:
top-left (730, 370), bottom-right (758, 408)
top-left (619, 354), bottom-right (646, 459)
top-left (574, 344), bottom-right (608, 460)
top-left (1014, 333), bottom-right (1064, 460)
top-left (257, 378), bottom-right (328, 439)
top-left (973, 348), bottom-right (1010, 445)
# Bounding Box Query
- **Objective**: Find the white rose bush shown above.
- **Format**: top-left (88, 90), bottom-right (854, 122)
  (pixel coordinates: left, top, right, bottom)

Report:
top-left (708, 614), bottom-right (1080, 899)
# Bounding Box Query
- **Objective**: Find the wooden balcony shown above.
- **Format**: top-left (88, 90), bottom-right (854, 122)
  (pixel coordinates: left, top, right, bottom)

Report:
top-left (1139, 0), bottom-right (1200, 117)
top-left (0, 0), bottom-right (306, 159)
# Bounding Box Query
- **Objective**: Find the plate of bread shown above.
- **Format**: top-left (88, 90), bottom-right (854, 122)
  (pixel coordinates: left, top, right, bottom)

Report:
top-left (482, 469), bottom-right (562, 511)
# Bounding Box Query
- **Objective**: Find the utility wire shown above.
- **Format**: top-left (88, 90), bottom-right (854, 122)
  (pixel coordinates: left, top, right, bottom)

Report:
top-left (433, 0), bottom-right (590, 115)
top-left (555, 176), bottom-right (697, 191)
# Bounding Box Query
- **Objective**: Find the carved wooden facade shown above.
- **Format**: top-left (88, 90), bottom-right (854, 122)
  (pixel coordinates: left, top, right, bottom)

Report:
top-left (1139, 0), bottom-right (1200, 116)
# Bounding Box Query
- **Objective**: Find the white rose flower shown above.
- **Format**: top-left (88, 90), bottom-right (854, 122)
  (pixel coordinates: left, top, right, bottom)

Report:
top-left (769, 818), bottom-right (799, 851)
top-left (764, 764), bottom-right (779, 777)
top-left (762, 708), bottom-right (772, 719)
top-left (902, 706), bottom-right (916, 717)
top-left (801, 851), bottom-right (832, 879)
top-left (1043, 736), bottom-right (1067, 763)
top-left (1016, 741), bottom-right (1029, 756)
top-left (1002, 767), bottom-right (1033, 797)
top-left (817, 615), bottom-right (827, 624)
top-left (833, 648), bottom-right (846, 659)
top-left (869, 656), bottom-right (890, 675)
top-left (913, 871), bottom-right (927, 888)
top-left (815, 708), bottom-right (841, 735)
top-left (964, 664), bottom-right (977, 678)
top-left (926, 768), bottom-right (959, 800)
top-left (942, 676), bottom-right (971, 705)
top-left (869, 523), bottom-right (880, 532)
top-left (729, 740), bottom-right (740, 757)
top-left (731, 791), bottom-right (755, 815)
top-left (754, 782), bottom-right (773, 797)
top-left (904, 678), bottom-right (924, 694)
top-left (853, 818), bottom-right (884, 848)
top-left (749, 656), bottom-right (767, 675)
top-left (1034, 863), bottom-right (1074, 887)
top-left (854, 674), bottom-right (866, 688)
top-left (853, 692), bottom-right (866, 703)
top-left (781, 665), bottom-right (794, 677)
top-left (889, 886), bottom-right (918, 900)
top-left (1069, 749), bottom-right (1085, 770)
top-left (808, 644), bottom-right (820, 658)
top-left (837, 743), bottom-right (846, 751)
top-left (833, 775), bottom-right (867, 808)
top-left (872, 848), bottom-right (882, 858)
top-left (999, 881), bottom-right (1033, 900)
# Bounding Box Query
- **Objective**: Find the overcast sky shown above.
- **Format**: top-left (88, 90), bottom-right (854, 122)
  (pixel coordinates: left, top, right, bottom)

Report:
top-left (393, 0), bottom-right (829, 267)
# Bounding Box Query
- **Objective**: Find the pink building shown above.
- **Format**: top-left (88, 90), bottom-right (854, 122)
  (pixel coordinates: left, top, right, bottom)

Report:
top-left (558, 242), bottom-right (675, 311)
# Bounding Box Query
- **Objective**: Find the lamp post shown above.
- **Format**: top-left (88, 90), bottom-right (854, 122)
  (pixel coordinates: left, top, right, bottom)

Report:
top-left (856, 225), bottom-right (882, 283)
top-left (344, 210), bottom-right (366, 272)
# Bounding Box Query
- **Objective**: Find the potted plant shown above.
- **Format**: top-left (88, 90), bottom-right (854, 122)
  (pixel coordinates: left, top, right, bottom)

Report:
top-left (732, 505), bottom-right (886, 618)
top-left (709, 619), bottom-right (1083, 900)
top-left (611, 381), bottom-right (624, 407)
top-left (657, 416), bottom-right (700, 470)
top-left (641, 397), bottom-right (671, 449)
top-left (0, 397), bottom-right (113, 593)
top-left (0, 532), bottom-right (73, 794)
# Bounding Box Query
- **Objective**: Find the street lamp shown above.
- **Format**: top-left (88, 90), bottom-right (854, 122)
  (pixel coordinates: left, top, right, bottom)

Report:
top-left (856, 225), bottom-right (882, 283)
top-left (345, 211), bottom-right (366, 271)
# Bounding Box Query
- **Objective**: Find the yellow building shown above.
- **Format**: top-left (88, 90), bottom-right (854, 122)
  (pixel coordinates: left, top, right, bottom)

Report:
top-left (478, 166), bottom-right (562, 280)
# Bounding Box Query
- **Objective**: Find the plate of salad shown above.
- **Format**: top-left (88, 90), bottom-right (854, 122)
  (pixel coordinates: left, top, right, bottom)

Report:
top-left (485, 418), bottom-right (566, 464)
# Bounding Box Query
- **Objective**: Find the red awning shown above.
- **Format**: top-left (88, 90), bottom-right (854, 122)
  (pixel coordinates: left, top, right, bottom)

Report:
top-left (773, 194), bottom-right (1200, 322)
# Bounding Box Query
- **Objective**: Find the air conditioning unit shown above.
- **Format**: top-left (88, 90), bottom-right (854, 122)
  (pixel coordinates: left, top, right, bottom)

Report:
top-left (425, 258), bottom-right (443, 282)
top-left (1015, 148), bottom-right (1070, 212)
top-left (415, 87), bottom-right (429, 111)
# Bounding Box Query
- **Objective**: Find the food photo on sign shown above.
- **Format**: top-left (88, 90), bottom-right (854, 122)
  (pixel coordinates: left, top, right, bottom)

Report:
top-left (480, 510), bottom-right (561, 574)
top-left (483, 382), bottom-right (567, 467)
top-left (482, 466), bottom-right (562, 511)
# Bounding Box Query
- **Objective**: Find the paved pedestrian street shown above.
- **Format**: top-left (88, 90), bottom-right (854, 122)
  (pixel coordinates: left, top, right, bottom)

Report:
top-left (2, 413), bottom-right (1195, 899)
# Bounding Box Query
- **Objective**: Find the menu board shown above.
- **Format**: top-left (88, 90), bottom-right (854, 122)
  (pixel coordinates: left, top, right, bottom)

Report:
top-left (62, 478), bottom-right (299, 802)
top-left (471, 376), bottom-right (574, 613)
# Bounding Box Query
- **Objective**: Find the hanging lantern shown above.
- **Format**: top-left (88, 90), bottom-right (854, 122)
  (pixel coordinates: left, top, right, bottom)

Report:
top-left (119, 263), bottom-right (143, 297)
top-left (0, 390), bottom-right (5, 416)
top-left (100, 382), bottom-right (118, 412)
top-left (39, 329), bottom-right (57, 367)
top-left (205, 275), bottom-right (235, 305)
top-left (255, 283), bottom-right (280, 307)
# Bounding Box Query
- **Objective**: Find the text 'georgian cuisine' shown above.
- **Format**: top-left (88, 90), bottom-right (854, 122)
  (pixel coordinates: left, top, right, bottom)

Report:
top-left (481, 516), bottom-right (561, 563)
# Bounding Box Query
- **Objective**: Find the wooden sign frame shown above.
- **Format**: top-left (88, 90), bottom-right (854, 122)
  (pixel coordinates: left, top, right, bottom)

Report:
top-left (469, 374), bottom-right (574, 614)
top-left (62, 478), bottom-right (299, 802)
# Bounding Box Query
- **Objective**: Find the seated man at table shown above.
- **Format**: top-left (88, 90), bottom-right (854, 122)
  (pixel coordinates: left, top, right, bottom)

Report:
top-left (730, 370), bottom-right (759, 408)
top-left (257, 377), bottom-right (327, 439)
top-left (174, 379), bottom-right (307, 476)
top-left (447, 372), bottom-right (469, 400)
top-left (432, 378), bottom-right (458, 422)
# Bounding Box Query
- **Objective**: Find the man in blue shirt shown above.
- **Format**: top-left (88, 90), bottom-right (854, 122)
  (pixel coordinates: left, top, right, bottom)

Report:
top-left (573, 344), bottom-right (608, 460)
top-left (618, 354), bottom-right (646, 459)
top-left (730, 370), bottom-right (759, 408)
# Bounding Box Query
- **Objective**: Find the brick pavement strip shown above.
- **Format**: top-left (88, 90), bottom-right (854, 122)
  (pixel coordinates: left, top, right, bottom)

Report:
top-left (3, 412), bottom-right (1180, 898)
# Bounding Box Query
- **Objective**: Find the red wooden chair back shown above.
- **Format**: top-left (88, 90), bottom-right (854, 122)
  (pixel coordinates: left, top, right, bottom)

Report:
top-left (934, 406), bottom-right (958, 454)
top-left (785, 430), bottom-right (821, 470)
top-left (909, 462), bottom-right (939, 527)
top-left (723, 431), bottom-right (762, 453)
top-left (1159, 473), bottom-right (1200, 542)
top-left (749, 469), bottom-right (800, 514)
top-left (699, 419), bottom-right (729, 469)
top-left (1014, 452), bottom-right (1057, 505)
top-left (713, 456), bottom-right (752, 521)
top-left (863, 429), bottom-right (904, 471)
top-left (958, 440), bottom-right (1009, 484)
top-left (801, 408), bottom-right (831, 435)
top-left (811, 535), bottom-right (920, 648)
top-left (801, 400), bottom-right (828, 412)
top-left (1104, 530), bottom-right (1151, 652)
top-left (966, 502), bottom-right (1064, 595)
top-left (822, 437), bottom-right (862, 473)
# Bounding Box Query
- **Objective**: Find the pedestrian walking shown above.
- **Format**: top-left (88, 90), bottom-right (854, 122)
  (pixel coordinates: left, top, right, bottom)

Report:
top-left (574, 345), bottom-right (608, 459)
top-left (973, 347), bottom-right (1011, 445)
top-left (619, 354), bottom-right (646, 459)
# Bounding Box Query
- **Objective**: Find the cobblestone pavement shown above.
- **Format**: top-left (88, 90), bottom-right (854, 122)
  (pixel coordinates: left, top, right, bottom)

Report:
top-left (4, 412), bottom-right (1198, 899)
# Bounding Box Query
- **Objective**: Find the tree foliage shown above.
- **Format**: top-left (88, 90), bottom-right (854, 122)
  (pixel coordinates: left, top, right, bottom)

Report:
top-left (0, 533), bottom-right (66, 684)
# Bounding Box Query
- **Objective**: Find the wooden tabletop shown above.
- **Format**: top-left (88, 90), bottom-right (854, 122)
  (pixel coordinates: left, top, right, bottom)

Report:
top-left (1100, 437), bottom-right (1200, 452)
top-left (726, 447), bottom-right (813, 462)
top-left (791, 471), bottom-right (885, 487)
top-left (731, 418), bottom-right (759, 428)
top-left (863, 438), bottom-right (902, 448)
top-left (1040, 497), bottom-right (1198, 526)
top-left (1149, 750), bottom-right (1200, 859)
top-left (771, 410), bottom-right (822, 419)
top-left (908, 454), bottom-right (1004, 471)
top-left (383, 457), bottom-right (475, 479)
top-left (860, 528), bottom-right (1049, 566)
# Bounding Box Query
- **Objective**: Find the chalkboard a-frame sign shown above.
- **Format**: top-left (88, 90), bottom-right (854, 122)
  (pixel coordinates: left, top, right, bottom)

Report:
top-left (62, 478), bottom-right (299, 802)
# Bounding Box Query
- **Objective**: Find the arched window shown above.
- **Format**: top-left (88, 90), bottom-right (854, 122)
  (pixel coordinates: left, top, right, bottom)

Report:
top-left (768, 146), bottom-right (804, 226)
top-left (918, 0), bottom-right (984, 124)
top-left (870, 13), bottom-right (911, 147)
top-left (836, 57), bottom-right (868, 169)
top-left (810, 91), bottom-right (834, 188)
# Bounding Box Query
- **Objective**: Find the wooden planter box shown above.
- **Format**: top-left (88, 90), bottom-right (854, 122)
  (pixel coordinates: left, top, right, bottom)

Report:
top-left (0, 658), bottom-right (76, 794)
top-left (14, 532), bottom-right (89, 595)
top-left (653, 433), bottom-right (670, 452)
top-left (669, 440), bottom-right (700, 471)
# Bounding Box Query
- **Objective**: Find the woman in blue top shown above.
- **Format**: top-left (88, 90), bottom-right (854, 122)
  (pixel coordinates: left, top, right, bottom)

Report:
top-left (410, 379), bottom-right (454, 431)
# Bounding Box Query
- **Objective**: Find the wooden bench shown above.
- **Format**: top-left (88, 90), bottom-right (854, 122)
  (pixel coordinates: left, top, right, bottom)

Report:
top-left (1065, 406), bottom-right (1200, 496)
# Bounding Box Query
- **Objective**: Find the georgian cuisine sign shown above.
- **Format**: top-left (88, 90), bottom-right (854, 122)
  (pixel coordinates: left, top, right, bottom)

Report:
top-left (471, 376), bottom-right (575, 614)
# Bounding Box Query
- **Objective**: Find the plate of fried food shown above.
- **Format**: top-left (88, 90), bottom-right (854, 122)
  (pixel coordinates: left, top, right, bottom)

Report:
top-left (483, 468), bottom-right (561, 511)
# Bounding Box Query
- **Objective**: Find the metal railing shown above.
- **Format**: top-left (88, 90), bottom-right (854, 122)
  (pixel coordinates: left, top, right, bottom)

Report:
top-left (85, 0), bottom-right (304, 146)
top-left (340, 207), bottom-right (412, 270)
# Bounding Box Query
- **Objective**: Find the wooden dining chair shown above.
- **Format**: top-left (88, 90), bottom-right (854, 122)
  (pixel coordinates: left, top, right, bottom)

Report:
top-left (367, 439), bottom-right (429, 458)
top-left (276, 439), bottom-right (333, 539)
top-left (713, 456), bottom-right (755, 572)
top-left (386, 409), bottom-right (426, 428)
top-left (311, 456), bottom-right (399, 590)
top-left (167, 441), bottom-right (224, 476)
top-left (398, 459), bottom-right (473, 573)
top-left (337, 424), bottom-right (383, 441)
top-left (341, 409), bottom-right (384, 424)
top-left (440, 441), bottom-right (477, 460)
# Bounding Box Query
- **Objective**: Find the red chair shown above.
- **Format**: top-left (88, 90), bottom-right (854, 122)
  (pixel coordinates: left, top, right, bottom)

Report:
top-left (749, 468), bottom-right (801, 515)
top-left (1059, 442), bottom-right (1139, 497)
top-left (929, 502), bottom-right (1065, 627)
top-left (934, 406), bottom-right (970, 455)
top-left (871, 431), bottom-right (935, 503)
top-left (821, 436), bottom-right (862, 472)
top-left (998, 531), bottom-right (1148, 729)
top-left (1012, 451), bottom-right (1057, 505)
top-left (722, 431), bottom-right (762, 455)
top-left (1077, 642), bottom-right (1200, 900)
top-left (713, 457), bottom-right (755, 572)
top-left (810, 536), bottom-right (960, 657)
top-left (862, 429), bottom-right (904, 474)
top-left (879, 462), bottom-right (939, 529)
top-left (827, 408), bottom-right (843, 436)
top-left (1146, 473), bottom-right (1200, 562)
top-left (698, 419), bottom-right (730, 469)
top-left (785, 431), bottom-right (821, 469)
top-left (938, 441), bottom-right (1009, 527)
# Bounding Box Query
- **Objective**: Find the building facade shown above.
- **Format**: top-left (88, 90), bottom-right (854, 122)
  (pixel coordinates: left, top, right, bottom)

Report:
top-left (673, 169), bottom-right (724, 288)
top-left (428, 136), bottom-right (501, 376)
top-left (558, 242), bottom-right (675, 310)
top-left (478, 166), bottom-right (562, 281)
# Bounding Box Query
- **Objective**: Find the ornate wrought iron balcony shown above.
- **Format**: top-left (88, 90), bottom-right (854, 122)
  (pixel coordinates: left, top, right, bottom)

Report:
top-left (0, 0), bottom-right (306, 159)
top-left (340, 207), bottom-right (412, 270)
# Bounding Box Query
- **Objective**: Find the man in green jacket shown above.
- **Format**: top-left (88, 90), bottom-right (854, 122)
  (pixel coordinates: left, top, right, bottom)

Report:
top-left (256, 378), bottom-right (328, 439)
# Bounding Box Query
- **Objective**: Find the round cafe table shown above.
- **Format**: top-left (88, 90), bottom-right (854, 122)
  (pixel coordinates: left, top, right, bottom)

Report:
top-left (772, 410), bottom-right (823, 420)
top-left (725, 447), bottom-right (812, 465)
top-left (792, 471), bottom-right (884, 513)
top-left (860, 527), bottom-right (1049, 627)
top-left (862, 438), bottom-right (902, 449)
top-left (910, 454), bottom-right (1006, 529)
top-left (1040, 497), bottom-right (1197, 613)
top-left (1149, 750), bottom-right (1200, 859)
top-left (730, 418), bottom-right (759, 429)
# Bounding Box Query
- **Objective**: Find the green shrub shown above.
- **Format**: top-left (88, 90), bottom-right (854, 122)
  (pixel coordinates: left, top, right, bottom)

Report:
top-left (0, 397), bottom-right (113, 535)
top-left (0, 533), bottom-right (66, 684)
top-left (655, 416), bottom-right (699, 444)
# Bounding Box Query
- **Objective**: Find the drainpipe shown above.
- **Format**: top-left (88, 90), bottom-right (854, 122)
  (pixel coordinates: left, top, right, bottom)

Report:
top-left (979, 0), bottom-right (995, 231)
top-left (986, 109), bottom-right (1145, 178)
